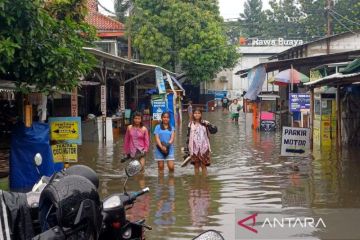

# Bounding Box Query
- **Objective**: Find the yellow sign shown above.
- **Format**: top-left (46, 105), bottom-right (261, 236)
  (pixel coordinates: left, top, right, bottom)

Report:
top-left (52, 144), bottom-right (78, 163)
top-left (50, 120), bottom-right (79, 141)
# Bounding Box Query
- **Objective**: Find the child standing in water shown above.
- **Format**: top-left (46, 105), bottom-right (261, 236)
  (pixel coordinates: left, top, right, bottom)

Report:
top-left (187, 108), bottom-right (211, 174)
top-left (154, 112), bottom-right (175, 173)
top-left (124, 112), bottom-right (150, 170)
top-left (229, 99), bottom-right (242, 123)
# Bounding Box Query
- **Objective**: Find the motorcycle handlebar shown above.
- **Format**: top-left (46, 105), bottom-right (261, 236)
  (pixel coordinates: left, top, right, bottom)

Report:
top-left (125, 187), bottom-right (150, 205)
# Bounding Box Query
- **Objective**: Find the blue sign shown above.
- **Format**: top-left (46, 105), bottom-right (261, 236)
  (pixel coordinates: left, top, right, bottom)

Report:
top-left (208, 90), bottom-right (227, 100)
top-left (155, 68), bottom-right (166, 94)
top-left (289, 94), bottom-right (310, 112)
top-left (152, 97), bottom-right (167, 121)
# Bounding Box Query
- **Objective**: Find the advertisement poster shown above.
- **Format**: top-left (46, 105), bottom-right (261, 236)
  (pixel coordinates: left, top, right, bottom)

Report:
top-left (155, 68), bottom-right (166, 94)
top-left (289, 94), bottom-right (310, 112)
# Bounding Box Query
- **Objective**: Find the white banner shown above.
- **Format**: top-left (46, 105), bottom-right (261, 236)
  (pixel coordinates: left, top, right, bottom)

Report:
top-left (101, 85), bottom-right (106, 116)
top-left (281, 127), bottom-right (310, 157)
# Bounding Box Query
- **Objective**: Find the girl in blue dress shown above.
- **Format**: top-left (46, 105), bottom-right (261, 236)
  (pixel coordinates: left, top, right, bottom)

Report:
top-left (154, 112), bottom-right (175, 172)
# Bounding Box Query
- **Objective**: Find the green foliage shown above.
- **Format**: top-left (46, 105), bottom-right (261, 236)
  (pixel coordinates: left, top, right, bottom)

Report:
top-left (128, 0), bottom-right (240, 84)
top-left (223, 21), bottom-right (244, 45)
top-left (264, 0), bottom-right (305, 39)
top-left (235, 0), bottom-right (359, 41)
top-left (114, 0), bottom-right (131, 22)
top-left (0, 0), bottom-right (97, 93)
top-left (240, 0), bottom-right (266, 37)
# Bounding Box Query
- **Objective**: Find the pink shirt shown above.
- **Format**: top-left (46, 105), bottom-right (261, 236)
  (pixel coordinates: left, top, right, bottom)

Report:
top-left (123, 126), bottom-right (150, 157)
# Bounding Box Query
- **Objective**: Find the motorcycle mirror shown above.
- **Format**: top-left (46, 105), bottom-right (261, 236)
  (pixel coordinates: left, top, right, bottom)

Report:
top-left (192, 230), bottom-right (224, 240)
top-left (125, 159), bottom-right (142, 177)
top-left (34, 153), bottom-right (43, 166)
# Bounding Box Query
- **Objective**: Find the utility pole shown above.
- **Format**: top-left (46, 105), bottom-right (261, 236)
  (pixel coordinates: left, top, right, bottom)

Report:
top-left (326, 0), bottom-right (333, 37)
top-left (127, 3), bottom-right (133, 60)
top-left (326, 0), bottom-right (333, 54)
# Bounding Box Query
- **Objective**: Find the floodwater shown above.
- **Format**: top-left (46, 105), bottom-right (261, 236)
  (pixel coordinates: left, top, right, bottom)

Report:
top-left (78, 111), bottom-right (360, 240)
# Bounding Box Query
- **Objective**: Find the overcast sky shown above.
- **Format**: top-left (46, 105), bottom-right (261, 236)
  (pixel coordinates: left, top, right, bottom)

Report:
top-left (98, 0), bottom-right (271, 19)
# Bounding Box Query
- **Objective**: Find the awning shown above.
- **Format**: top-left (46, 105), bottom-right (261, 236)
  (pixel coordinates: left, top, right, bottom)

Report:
top-left (258, 94), bottom-right (280, 101)
top-left (304, 72), bottom-right (360, 88)
top-left (83, 47), bottom-right (175, 77)
top-left (236, 49), bottom-right (360, 76)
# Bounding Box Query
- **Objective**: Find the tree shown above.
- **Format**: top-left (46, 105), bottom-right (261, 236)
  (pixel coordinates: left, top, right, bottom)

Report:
top-left (264, 0), bottom-right (306, 39)
top-left (298, 0), bottom-right (327, 39)
top-left (0, 0), bottom-right (96, 93)
top-left (223, 21), bottom-right (244, 45)
top-left (329, 0), bottom-right (360, 34)
top-left (239, 0), bottom-right (266, 37)
top-left (128, 0), bottom-right (240, 84)
top-left (114, 0), bottom-right (131, 22)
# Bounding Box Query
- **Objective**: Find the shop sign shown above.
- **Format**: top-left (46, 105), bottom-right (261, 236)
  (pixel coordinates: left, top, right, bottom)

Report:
top-left (49, 117), bottom-right (82, 144)
top-left (310, 69), bottom-right (323, 82)
top-left (281, 127), bottom-right (310, 157)
top-left (101, 85), bottom-right (106, 115)
top-left (52, 144), bottom-right (78, 163)
top-left (289, 94), bottom-right (310, 112)
top-left (242, 37), bottom-right (303, 47)
top-left (71, 88), bottom-right (78, 117)
top-left (155, 68), bottom-right (166, 94)
top-left (152, 98), bottom-right (166, 120)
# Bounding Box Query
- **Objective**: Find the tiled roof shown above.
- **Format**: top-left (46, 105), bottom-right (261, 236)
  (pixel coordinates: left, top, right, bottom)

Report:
top-left (85, 0), bottom-right (125, 36)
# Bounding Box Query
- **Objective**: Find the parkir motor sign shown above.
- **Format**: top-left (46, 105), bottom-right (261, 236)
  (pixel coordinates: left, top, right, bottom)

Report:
top-left (281, 127), bottom-right (310, 157)
top-left (49, 117), bottom-right (82, 144)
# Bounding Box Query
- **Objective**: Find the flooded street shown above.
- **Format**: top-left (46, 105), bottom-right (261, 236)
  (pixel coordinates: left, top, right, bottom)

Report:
top-left (78, 111), bottom-right (360, 240)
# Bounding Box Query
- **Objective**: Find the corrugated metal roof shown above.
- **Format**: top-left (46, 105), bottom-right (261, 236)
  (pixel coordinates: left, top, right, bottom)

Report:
top-left (304, 72), bottom-right (360, 87)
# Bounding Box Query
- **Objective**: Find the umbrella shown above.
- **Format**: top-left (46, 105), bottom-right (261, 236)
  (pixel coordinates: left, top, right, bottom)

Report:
top-left (273, 68), bottom-right (309, 86)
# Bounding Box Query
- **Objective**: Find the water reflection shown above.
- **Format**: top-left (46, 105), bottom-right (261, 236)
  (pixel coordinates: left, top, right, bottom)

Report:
top-left (77, 111), bottom-right (360, 240)
top-left (154, 174), bottom-right (176, 226)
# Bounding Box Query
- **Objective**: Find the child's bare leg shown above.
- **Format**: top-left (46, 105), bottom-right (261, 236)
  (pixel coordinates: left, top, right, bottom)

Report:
top-left (201, 164), bottom-right (207, 176)
top-left (194, 162), bottom-right (200, 175)
top-left (167, 160), bottom-right (175, 172)
top-left (158, 161), bottom-right (165, 173)
top-left (139, 157), bottom-right (145, 172)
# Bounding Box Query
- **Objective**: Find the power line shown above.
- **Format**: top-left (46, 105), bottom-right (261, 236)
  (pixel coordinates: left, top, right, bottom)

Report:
top-left (96, 0), bottom-right (117, 16)
top-left (329, 12), bottom-right (357, 34)
top-left (330, 9), bottom-right (360, 26)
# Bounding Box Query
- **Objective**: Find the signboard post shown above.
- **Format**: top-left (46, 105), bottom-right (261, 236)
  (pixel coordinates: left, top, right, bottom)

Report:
top-left (101, 85), bottom-right (107, 116)
top-left (281, 127), bottom-right (310, 157)
top-left (120, 85), bottom-right (125, 112)
top-left (71, 88), bottom-right (78, 117)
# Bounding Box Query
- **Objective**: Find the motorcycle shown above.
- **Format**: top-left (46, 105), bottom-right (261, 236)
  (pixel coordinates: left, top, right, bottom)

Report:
top-left (0, 153), bottom-right (150, 240)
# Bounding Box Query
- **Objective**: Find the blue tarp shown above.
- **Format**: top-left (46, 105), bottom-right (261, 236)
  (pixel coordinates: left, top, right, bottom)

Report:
top-left (167, 93), bottom-right (175, 127)
top-left (10, 122), bottom-right (63, 191)
top-left (244, 66), bottom-right (267, 101)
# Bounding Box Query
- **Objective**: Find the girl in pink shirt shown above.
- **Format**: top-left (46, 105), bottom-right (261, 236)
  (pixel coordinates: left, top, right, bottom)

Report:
top-left (124, 112), bottom-right (150, 170)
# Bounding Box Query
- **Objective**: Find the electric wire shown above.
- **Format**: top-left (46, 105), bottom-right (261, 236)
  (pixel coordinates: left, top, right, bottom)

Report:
top-left (330, 9), bottom-right (360, 26)
top-left (329, 12), bottom-right (357, 34)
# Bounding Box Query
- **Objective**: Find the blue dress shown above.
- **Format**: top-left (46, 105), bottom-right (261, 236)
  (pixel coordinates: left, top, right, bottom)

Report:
top-left (154, 124), bottom-right (175, 161)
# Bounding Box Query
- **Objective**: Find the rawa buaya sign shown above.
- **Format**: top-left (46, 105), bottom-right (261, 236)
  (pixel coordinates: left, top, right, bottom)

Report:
top-left (244, 38), bottom-right (304, 47)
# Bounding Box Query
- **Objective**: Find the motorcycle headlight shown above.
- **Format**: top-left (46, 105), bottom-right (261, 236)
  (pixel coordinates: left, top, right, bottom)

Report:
top-left (122, 227), bottom-right (132, 239)
top-left (103, 195), bottom-right (121, 210)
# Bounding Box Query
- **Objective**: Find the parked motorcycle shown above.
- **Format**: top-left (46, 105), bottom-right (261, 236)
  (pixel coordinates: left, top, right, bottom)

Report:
top-left (0, 153), bottom-right (150, 240)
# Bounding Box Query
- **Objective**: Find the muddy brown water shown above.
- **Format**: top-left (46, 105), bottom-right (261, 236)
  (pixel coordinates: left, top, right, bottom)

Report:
top-left (78, 111), bottom-right (360, 240)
